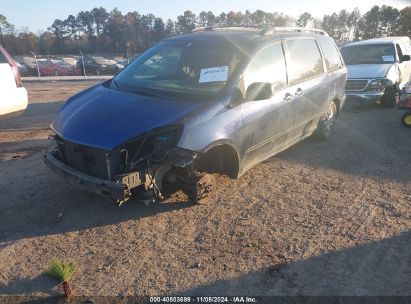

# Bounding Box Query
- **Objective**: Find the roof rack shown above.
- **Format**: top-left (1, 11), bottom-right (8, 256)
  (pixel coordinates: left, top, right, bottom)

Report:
top-left (260, 27), bottom-right (328, 36)
top-left (191, 26), bottom-right (328, 36)
top-left (191, 26), bottom-right (261, 32)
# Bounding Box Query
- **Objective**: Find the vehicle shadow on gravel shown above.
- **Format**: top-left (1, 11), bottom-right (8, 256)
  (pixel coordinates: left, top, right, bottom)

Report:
top-left (178, 230), bottom-right (411, 296)
top-left (0, 274), bottom-right (59, 297)
top-left (0, 150), bottom-right (193, 242)
top-left (0, 101), bottom-right (64, 131)
top-left (277, 107), bottom-right (411, 183)
top-left (0, 193), bottom-right (193, 243)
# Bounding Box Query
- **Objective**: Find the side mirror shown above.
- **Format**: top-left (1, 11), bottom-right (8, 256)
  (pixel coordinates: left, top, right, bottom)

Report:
top-left (401, 55), bottom-right (410, 62)
top-left (246, 82), bottom-right (274, 101)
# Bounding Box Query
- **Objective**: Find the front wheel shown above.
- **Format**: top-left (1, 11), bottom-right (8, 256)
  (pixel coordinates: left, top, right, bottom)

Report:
top-left (402, 111), bottom-right (411, 128)
top-left (381, 85), bottom-right (398, 108)
top-left (315, 100), bottom-right (338, 140)
top-left (177, 171), bottom-right (216, 204)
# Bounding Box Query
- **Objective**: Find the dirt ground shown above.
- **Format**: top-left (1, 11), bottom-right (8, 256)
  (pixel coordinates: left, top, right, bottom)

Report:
top-left (0, 81), bottom-right (410, 298)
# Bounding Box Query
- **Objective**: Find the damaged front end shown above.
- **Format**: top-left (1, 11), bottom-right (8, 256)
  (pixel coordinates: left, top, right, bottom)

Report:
top-left (44, 125), bottom-right (213, 205)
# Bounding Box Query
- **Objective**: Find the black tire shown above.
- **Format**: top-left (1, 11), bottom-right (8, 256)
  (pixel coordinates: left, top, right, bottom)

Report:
top-left (315, 100), bottom-right (338, 140)
top-left (402, 111), bottom-right (411, 128)
top-left (188, 172), bottom-right (216, 204)
top-left (381, 85), bottom-right (398, 108)
top-left (177, 171), bottom-right (216, 204)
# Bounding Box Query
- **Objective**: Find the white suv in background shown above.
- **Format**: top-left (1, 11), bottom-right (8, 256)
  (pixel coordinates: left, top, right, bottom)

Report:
top-left (341, 37), bottom-right (411, 107)
top-left (0, 45), bottom-right (28, 117)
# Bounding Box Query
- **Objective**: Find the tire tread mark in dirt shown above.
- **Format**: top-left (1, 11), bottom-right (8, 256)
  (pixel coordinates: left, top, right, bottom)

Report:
top-left (261, 180), bottom-right (378, 295)
top-left (300, 179), bottom-right (376, 259)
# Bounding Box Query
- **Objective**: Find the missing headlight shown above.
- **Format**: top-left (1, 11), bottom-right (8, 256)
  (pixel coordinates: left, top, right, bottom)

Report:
top-left (122, 125), bottom-right (183, 170)
top-left (151, 134), bottom-right (174, 162)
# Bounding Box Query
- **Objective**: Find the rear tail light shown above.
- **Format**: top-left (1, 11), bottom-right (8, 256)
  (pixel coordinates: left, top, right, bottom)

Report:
top-left (11, 64), bottom-right (22, 87)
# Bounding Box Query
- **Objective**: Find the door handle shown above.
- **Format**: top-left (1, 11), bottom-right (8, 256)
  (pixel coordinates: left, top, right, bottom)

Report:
top-left (283, 93), bottom-right (293, 101)
top-left (295, 88), bottom-right (303, 96)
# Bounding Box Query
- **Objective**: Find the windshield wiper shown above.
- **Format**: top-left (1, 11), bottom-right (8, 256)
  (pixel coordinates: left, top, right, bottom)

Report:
top-left (131, 89), bottom-right (170, 100)
top-left (111, 80), bottom-right (171, 100)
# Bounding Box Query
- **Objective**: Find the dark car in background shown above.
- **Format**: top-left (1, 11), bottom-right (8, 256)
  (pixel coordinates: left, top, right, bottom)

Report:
top-left (45, 27), bottom-right (347, 205)
top-left (77, 56), bottom-right (124, 76)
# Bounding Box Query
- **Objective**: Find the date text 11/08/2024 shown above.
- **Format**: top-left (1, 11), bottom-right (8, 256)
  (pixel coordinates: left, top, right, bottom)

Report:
top-left (149, 296), bottom-right (257, 303)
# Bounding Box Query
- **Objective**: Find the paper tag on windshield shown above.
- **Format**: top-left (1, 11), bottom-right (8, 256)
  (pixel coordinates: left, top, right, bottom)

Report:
top-left (382, 55), bottom-right (394, 62)
top-left (199, 66), bottom-right (229, 83)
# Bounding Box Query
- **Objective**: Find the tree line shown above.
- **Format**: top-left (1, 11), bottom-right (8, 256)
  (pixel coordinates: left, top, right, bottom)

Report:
top-left (0, 5), bottom-right (410, 56)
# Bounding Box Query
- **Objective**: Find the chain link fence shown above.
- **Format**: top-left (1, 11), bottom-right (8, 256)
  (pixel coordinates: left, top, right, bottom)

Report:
top-left (13, 52), bottom-right (139, 79)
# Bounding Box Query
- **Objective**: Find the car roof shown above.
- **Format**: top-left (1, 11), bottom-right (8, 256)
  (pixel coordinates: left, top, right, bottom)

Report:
top-left (165, 27), bottom-right (330, 48)
top-left (344, 37), bottom-right (411, 47)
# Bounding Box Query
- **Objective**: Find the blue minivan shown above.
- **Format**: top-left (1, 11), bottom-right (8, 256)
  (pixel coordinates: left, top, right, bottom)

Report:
top-left (44, 27), bottom-right (347, 205)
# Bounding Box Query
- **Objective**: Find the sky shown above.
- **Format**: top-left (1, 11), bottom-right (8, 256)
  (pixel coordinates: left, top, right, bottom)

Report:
top-left (1, 0), bottom-right (410, 33)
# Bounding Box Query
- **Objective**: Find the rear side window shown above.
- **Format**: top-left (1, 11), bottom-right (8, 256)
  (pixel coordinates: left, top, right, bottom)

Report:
top-left (317, 36), bottom-right (343, 71)
top-left (244, 42), bottom-right (287, 91)
top-left (0, 49), bottom-right (8, 64)
top-left (286, 39), bottom-right (324, 85)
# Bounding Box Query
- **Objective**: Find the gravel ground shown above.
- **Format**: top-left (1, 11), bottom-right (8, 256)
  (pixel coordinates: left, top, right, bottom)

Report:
top-left (0, 81), bottom-right (410, 298)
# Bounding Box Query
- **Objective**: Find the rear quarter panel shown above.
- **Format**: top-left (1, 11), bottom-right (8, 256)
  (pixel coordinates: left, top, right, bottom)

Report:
top-left (327, 66), bottom-right (347, 111)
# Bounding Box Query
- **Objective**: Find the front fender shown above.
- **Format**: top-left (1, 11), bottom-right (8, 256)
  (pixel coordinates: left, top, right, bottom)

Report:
top-left (177, 104), bottom-right (242, 156)
top-left (201, 138), bottom-right (239, 154)
top-left (385, 64), bottom-right (401, 85)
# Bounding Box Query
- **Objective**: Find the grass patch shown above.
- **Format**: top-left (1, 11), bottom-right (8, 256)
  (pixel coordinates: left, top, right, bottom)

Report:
top-left (46, 259), bottom-right (75, 282)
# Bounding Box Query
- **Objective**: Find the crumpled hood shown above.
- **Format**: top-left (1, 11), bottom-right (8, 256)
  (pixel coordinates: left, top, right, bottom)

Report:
top-left (51, 85), bottom-right (204, 150)
top-left (347, 64), bottom-right (393, 79)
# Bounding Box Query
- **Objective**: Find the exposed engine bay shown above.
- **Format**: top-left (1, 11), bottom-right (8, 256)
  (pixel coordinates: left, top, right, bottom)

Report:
top-left (45, 126), bottom-right (216, 205)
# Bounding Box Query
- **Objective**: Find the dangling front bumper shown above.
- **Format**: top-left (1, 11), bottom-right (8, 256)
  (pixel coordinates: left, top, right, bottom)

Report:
top-left (44, 150), bottom-right (144, 204)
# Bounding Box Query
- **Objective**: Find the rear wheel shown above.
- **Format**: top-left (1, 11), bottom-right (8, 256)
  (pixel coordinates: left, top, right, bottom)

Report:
top-left (381, 85), bottom-right (398, 108)
top-left (402, 111), bottom-right (411, 128)
top-left (315, 100), bottom-right (338, 140)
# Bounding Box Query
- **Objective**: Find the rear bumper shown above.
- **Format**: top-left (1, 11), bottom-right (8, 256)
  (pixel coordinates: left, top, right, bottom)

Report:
top-left (345, 90), bottom-right (385, 104)
top-left (44, 150), bottom-right (142, 204)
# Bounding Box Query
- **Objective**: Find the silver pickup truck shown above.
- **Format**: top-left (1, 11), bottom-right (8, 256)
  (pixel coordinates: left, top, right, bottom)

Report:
top-left (341, 37), bottom-right (411, 107)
